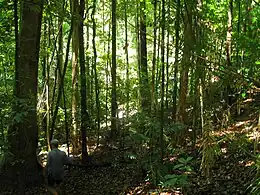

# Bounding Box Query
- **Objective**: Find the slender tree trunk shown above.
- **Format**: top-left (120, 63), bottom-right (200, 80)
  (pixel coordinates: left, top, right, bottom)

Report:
top-left (91, 0), bottom-right (100, 146)
top-left (57, 13), bottom-right (64, 103)
top-left (225, 0), bottom-right (233, 106)
top-left (165, 0), bottom-right (170, 112)
top-left (86, 0), bottom-right (90, 112)
top-left (111, 0), bottom-right (117, 137)
top-left (151, 0), bottom-right (157, 112)
top-left (106, 23), bottom-right (111, 131)
top-left (172, 0), bottom-right (180, 120)
top-left (160, 0), bottom-right (166, 162)
top-left (71, 0), bottom-right (79, 145)
top-left (236, 0), bottom-right (241, 115)
top-left (79, 0), bottom-right (89, 162)
top-left (136, 1), bottom-right (141, 108)
top-left (155, 4), bottom-right (161, 111)
top-left (177, 0), bottom-right (193, 123)
top-left (139, 0), bottom-right (151, 113)
top-left (49, 17), bottom-right (73, 144)
top-left (124, 0), bottom-right (130, 119)
top-left (42, 20), bottom-right (50, 149)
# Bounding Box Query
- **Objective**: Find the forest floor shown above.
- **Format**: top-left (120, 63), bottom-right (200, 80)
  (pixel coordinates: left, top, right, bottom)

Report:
top-left (1, 93), bottom-right (259, 195)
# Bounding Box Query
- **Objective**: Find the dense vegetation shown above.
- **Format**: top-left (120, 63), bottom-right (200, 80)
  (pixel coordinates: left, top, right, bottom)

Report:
top-left (0, 0), bottom-right (259, 194)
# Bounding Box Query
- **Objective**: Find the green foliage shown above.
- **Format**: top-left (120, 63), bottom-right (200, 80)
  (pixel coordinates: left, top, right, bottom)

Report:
top-left (248, 154), bottom-right (260, 195)
top-left (157, 156), bottom-right (194, 188)
top-left (161, 174), bottom-right (188, 188)
top-left (129, 115), bottom-right (193, 189)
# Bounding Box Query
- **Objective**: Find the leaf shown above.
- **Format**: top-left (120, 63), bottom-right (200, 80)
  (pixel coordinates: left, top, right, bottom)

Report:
top-left (131, 133), bottom-right (149, 142)
top-left (164, 174), bottom-right (177, 180)
top-left (163, 178), bottom-right (178, 187)
top-left (186, 166), bottom-right (193, 172)
top-left (178, 158), bottom-right (186, 164)
top-left (173, 164), bottom-right (184, 170)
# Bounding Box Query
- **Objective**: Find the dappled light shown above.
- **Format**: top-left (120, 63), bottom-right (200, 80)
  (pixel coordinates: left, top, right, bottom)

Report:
top-left (0, 0), bottom-right (259, 194)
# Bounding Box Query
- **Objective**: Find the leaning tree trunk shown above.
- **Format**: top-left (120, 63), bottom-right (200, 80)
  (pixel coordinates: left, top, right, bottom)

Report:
top-left (3, 0), bottom-right (44, 188)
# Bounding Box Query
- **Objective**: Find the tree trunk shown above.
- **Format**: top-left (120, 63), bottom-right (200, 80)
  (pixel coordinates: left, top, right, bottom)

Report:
top-left (106, 23), bottom-right (111, 131)
top-left (111, 0), bottom-right (117, 137)
top-left (172, 0), bottom-right (180, 120)
top-left (4, 0), bottom-right (44, 187)
top-left (160, 0), bottom-right (166, 162)
top-left (79, 0), bottom-right (89, 162)
top-left (165, 0), bottom-right (170, 112)
top-left (71, 0), bottom-right (79, 145)
top-left (71, 0), bottom-right (80, 152)
top-left (177, 0), bottom-right (193, 123)
top-left (151, 0), bottom-right (157, 112)
top-left (139, 0), bottom-right (151, 113)
top-left (92, 0), bottom-right (101, 146)
top-left (42, 20), bottom-right (50, 150)
top-left (225, 0), bottom-right (233, 106)
top-left (124, 0), bottom-right (130, 119)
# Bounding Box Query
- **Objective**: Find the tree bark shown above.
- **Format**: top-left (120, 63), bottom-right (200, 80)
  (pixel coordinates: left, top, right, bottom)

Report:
top-left (139, 0), bottom-right (151, 113)
top-left (172, 0), bottom-right (180, 120)
top-left (92, 0), bottom-right (101, 147)
top-left (151, 0), bottom-right (157, 112)
top-left (111, 0), bottom-right (117, 137)
top-left (160, 0), bottom-right (166, 162)
top-left (4, 0), bottom-right (44, 187)
top-left (79, 0), bottom-right (89, 162)
top-left (176, 0), bottom-right (193, 123)
top-left (71, 0), bottom-right (80, 145)
top-left (225, 0), bottom-right (233, 106)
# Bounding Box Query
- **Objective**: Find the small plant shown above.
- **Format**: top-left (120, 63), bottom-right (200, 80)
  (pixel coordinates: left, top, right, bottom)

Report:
top-left (173, 157), bottom-right (193, 172)
top-left (159, 156), bottom-right (194, 188)
top-left (161, 174), bottom-right (188, 188)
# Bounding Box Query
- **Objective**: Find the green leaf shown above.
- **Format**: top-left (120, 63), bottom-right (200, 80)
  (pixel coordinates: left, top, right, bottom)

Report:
top-left (178, 157), bottom-right (187, 164)
top-left (164, 174), bottom-right (177, 180)
top-left (173, 164), bottom-right (184, 170)
top-left (131, 133), bottom-right (149, 142)
top-left (186, 156), bottom-right (193, 162)
top-left (163, 178), bottom-right (178, 187)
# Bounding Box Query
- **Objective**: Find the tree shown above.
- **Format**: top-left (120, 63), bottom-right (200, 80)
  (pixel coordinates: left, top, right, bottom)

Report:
top-left (111, 0), bottom-right (117, 137)
top-left (172, 0), bottom-right (180, 120)
top-left (160, 0), bottom-right (166, 161)
top-left (3, 0), bottom-right (44, 187)
top-left (79, 0), bottom-right (89, 162)
top-left (71, 0), bottom-right (80, 145)
top-left (176, 0), bottom-right (194, 122)
top-left (139, 0), bottom-right (151, 112)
